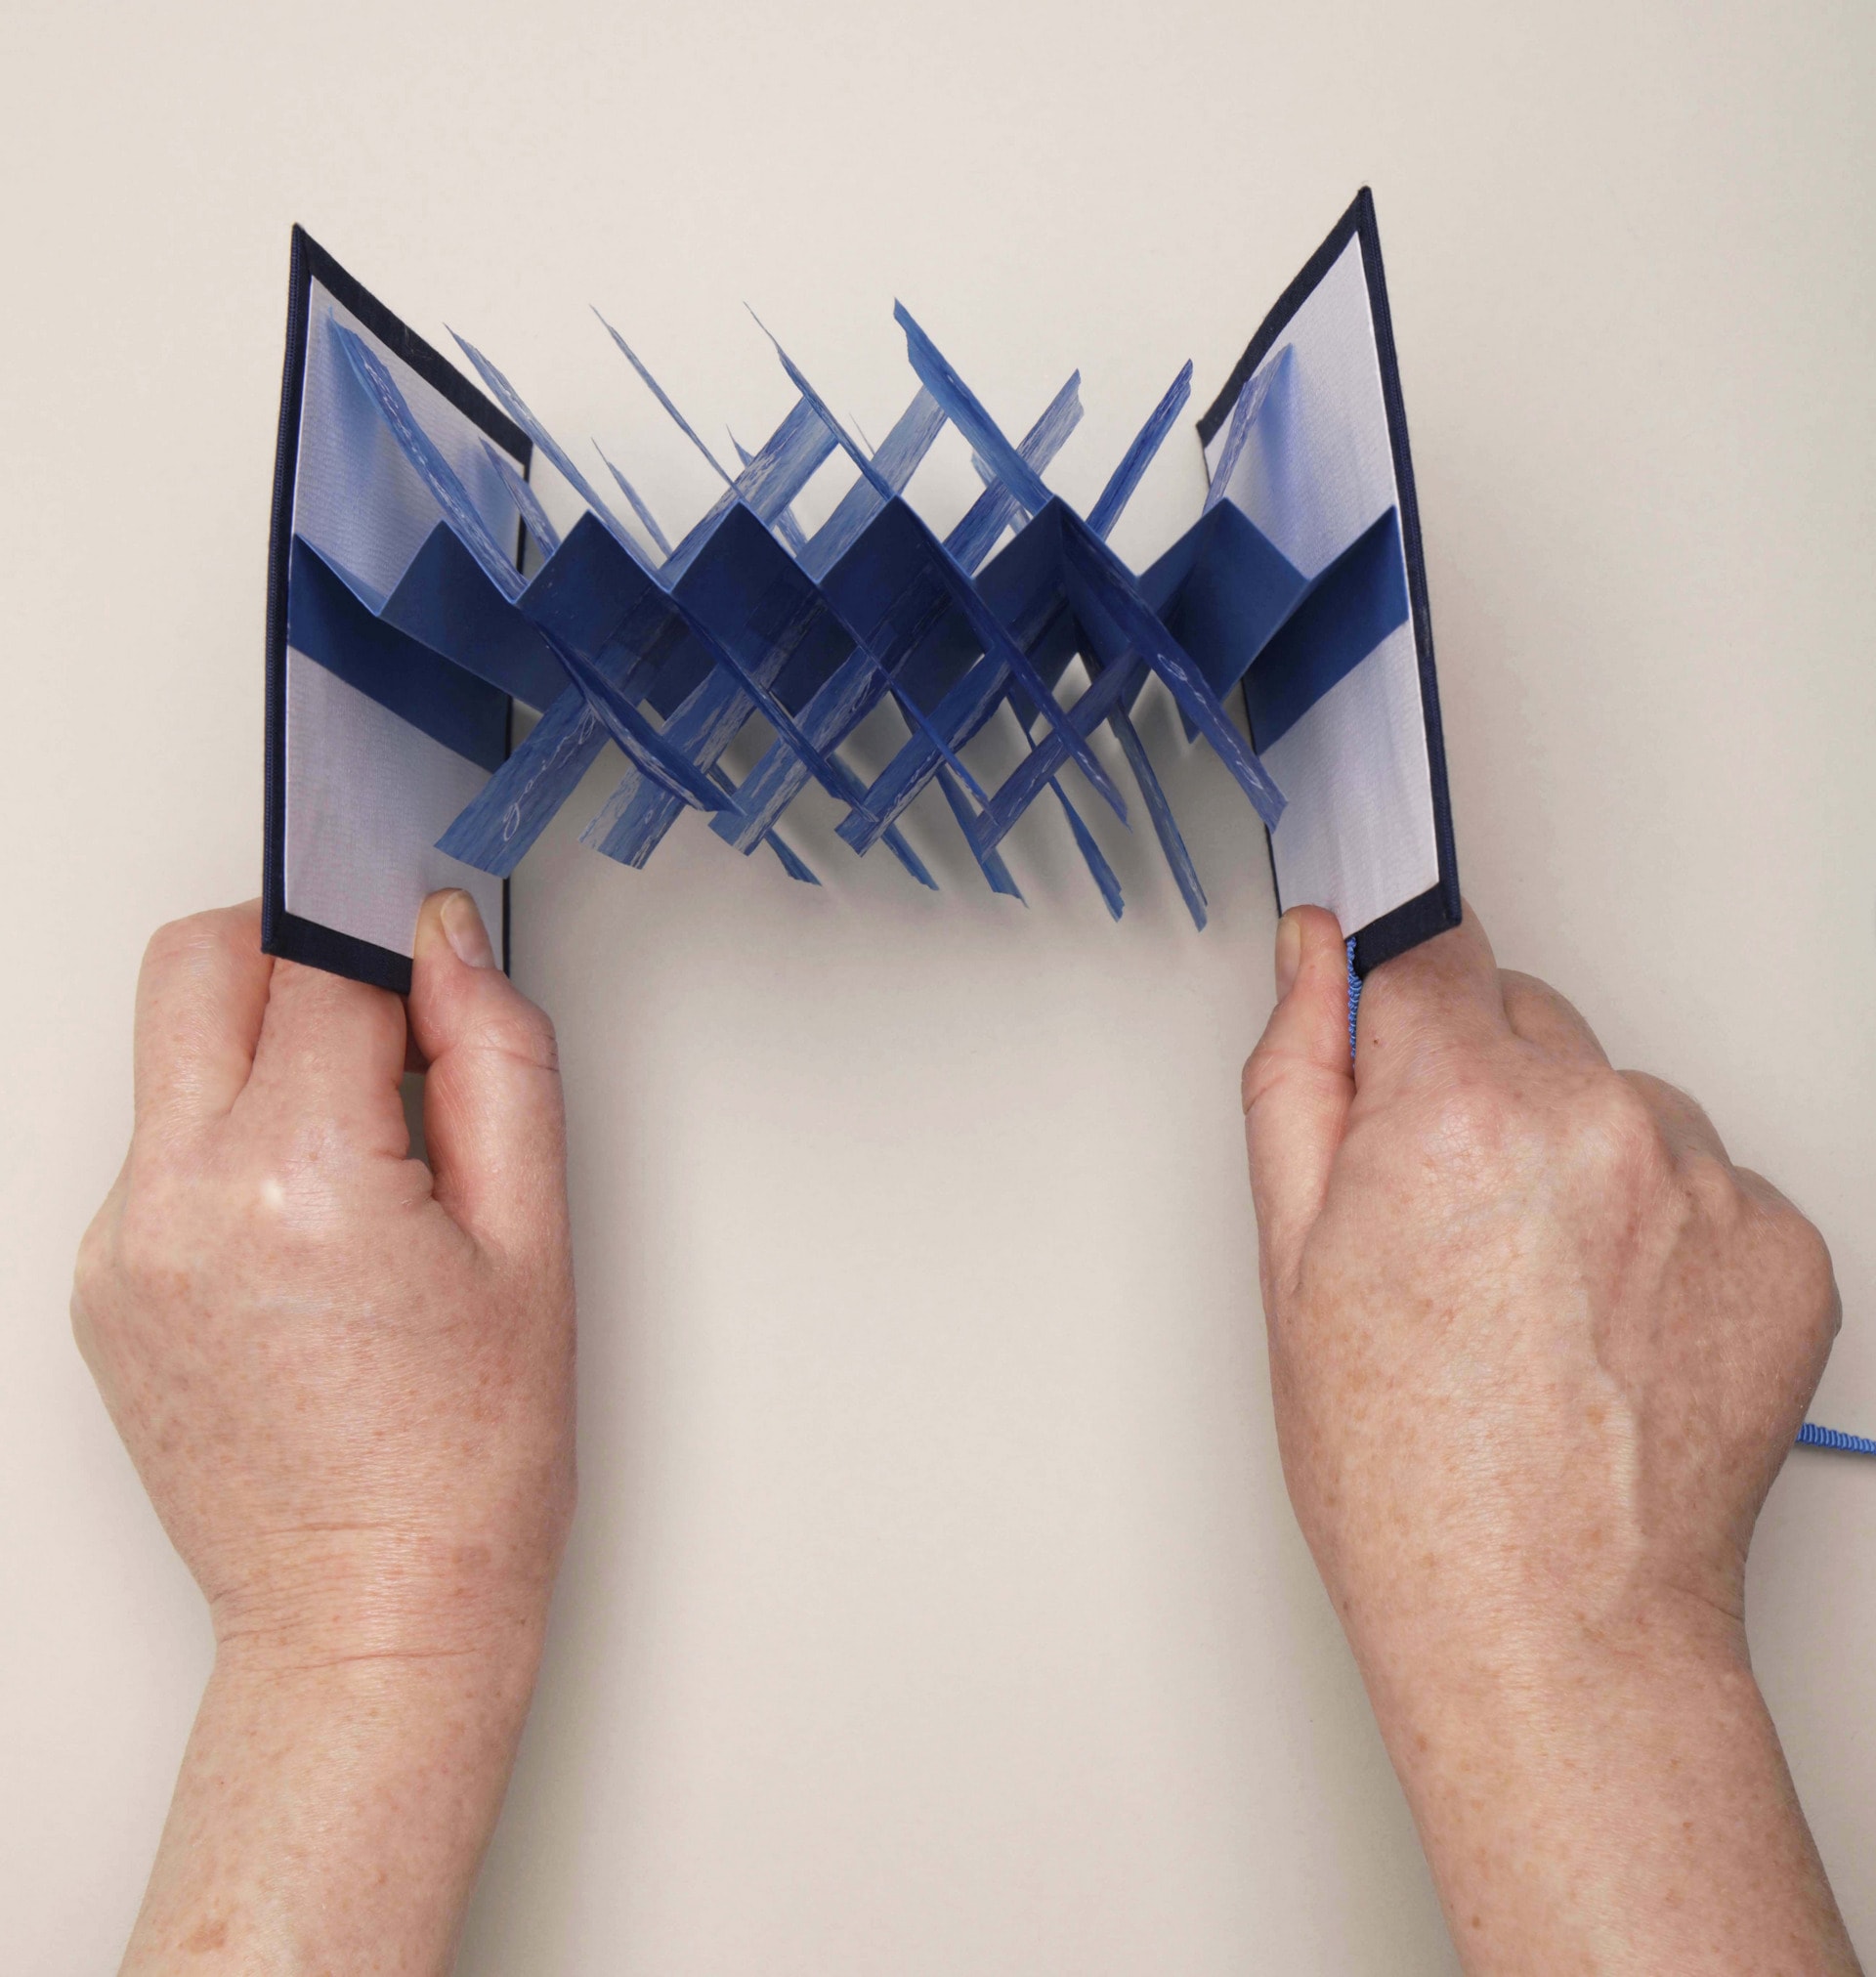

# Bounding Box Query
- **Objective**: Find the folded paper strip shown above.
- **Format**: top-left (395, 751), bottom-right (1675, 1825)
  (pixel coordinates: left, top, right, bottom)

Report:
top-left (297, 279), bottom-right (1426, 937)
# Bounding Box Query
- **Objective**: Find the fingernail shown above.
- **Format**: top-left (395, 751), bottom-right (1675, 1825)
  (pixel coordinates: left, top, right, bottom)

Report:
top-left (441, 890), bottom-right (495, 968)
top-left (1274, 911), bottom-right (1302, 999)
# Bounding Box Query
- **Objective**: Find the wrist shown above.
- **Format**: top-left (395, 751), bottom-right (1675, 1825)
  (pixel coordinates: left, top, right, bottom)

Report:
top-left (125, 1608), bottom-right (549, 1973)
top-left (1361, 1579), bottom-right (1749, 1740)
top-left (209, 1602), bottom-right (550, 1734)
top-left (1351, 1573), bottom-right (1754, 1832)
top-left (203, 1517), bottom-right (563, 1677)
top-left (1346, 1599), bottom-right (1855, 1972)
top-left (1364, 1591), bottom-right (1752, 1798)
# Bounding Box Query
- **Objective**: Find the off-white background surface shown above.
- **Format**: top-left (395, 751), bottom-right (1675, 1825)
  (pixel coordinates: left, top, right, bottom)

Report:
top-left (3, 3), bottom-right (1872, 1970)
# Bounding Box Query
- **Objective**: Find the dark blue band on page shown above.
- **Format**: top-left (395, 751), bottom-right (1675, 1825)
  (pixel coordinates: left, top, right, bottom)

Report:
top-left (379, 523), bottom-right (568, 711)
top-left (1243, 507), bottom-right (1410, 751)
top-left (1145, 500), bottom-right (1307, 710)
top-left (287, 536), bottom-right (509, 771)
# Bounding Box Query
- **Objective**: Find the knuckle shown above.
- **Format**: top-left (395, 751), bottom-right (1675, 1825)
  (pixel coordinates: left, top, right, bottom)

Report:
top-left (140, 917), bottom-right (197, 980)
top-left (1418, 1067), bottom-right (1516, 1166)
top-left (69, 1177), bottom-right (190, 1359)
top-left (142, 905), bottom-right (242, 978)
top-left (107, 1162), bottom-right (217, 1302)
top-left (1372, 1063), bottom-right (1532, 1207)
top-left (68, 1221), bottom-right (112, 1352)
top-left (1240, 1041), bottom-right (1279, 1116)
top-left (1679, 1148), bottom-right (1740, 1221)
top-left (1568, 1074), bottom-right (1670, 1189)
top-left (67, 1286), bottom-right (95, 1364)
top-left (112, 1199), bottom-right (177, 1299)
top-left (70, 1213), bottom-right (110, 1301)
top-left (1781, 1212), bottom-right (1840, 1334)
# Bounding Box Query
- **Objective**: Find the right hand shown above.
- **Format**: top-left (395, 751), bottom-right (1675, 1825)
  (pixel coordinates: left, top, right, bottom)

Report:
top-left (1240, 902), bottom-right (1856, 1972)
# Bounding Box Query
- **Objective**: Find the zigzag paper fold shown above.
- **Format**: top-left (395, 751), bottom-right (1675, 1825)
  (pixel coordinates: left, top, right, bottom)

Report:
top-left (295, 292), bottom-right (1419, 929)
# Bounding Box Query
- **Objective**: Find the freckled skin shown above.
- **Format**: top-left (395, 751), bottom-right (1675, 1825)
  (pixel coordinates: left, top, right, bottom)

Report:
top-left (73, 894), bottom-right (574, 1976)
top-left (75, 887), bottom-right (1864, 1975)
top-left (1244, 904), bottom-right (1859, 1975)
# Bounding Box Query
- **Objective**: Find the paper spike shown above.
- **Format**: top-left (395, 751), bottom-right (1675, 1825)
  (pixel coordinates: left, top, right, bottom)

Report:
top-left (893, 303), bottom-right (1049, 517)
top-left (949, 372), bottom-right (1082, 574)
top-left (592, 307), bottom-right (736, 486)
top-left (1061, 523), bottom-right (1285, 829)
top-left (802, 388), bottom-right (948, 578)
top-left (481, 440), bottom-right (561, 560)
top-left (1107, 699), bottom-right (1207, 929)
top-left (729, 397), bottom-right (836, 525)
top-left (935, 764), bottom-right (1025, 902)
top-left (594, 441), bottom-right (673, 559)
top-left (1088, 361), bottom-right (1192, 541)
top-left (331, 322), bottom-right (524, 602)
top-left (707, 765), bottom-right (818, 884)
top-left (539, 625), bottom-right (734, 814)
top-left (730, 432), bottom-right (806, 554)
top-left (1204, 346), bottom-right (1288, 514)
top-left (1049, 779), bottom-right (1124, 921)
top-left (746, 306), bottom-right (893, 500)
top-left (449, 327), bottom-right (659, 575)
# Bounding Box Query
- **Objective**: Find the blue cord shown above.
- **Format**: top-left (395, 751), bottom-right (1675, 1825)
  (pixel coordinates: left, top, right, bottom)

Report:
top-left (1796, 1422), bottom-right (1876, 1456)
top-left (1344, 939), bottom-right (1868, 1458)
top-left (1346, 938), bottom-right (1361, 1064)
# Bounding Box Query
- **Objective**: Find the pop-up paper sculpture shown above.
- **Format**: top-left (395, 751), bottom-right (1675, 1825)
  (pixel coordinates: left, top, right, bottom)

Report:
top-left (256, 196), bottom-right (1876, 1464)
top-left (262, 190), bottom-right (1459, 992)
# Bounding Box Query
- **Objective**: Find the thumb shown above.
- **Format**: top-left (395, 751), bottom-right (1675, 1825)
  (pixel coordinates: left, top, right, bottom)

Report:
top-left (1240, 906), bottom-right (1355, 1305)
top-left (407, 889), bottom-right (568, 1268)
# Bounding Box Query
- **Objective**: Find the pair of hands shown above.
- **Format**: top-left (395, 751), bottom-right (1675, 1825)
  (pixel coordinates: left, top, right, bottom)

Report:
top-left (74, 891), bottom-right (1856, 1971)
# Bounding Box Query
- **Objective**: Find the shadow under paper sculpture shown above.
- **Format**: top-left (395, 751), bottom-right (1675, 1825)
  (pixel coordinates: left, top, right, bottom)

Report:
top-left (261, 189), bottom-right (1459, 995)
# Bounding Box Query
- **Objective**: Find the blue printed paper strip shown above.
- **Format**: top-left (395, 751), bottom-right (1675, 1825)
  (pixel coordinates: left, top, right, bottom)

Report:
top-left (331, 324), bottom-right (526, 603)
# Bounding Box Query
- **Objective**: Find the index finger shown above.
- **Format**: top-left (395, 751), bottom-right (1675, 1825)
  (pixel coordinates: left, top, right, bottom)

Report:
top-left (1353, 900), bottom-right (1512, 1089)
top-left (240, 957), bottom-right (410, 1160)
top-left (134, 902), bottom-right (274, 1139)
